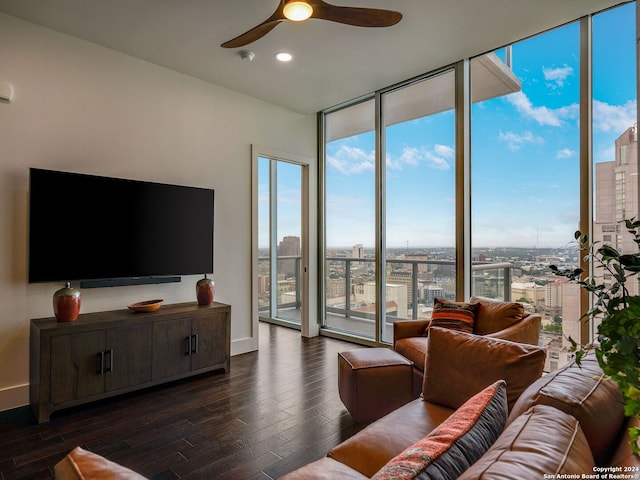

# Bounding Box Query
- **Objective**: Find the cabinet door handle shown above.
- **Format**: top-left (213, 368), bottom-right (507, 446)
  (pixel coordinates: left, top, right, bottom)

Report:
top-left (97, 351), bottom-right (104, 374)
top-left (191, 334), bottom-right (199, 354)
top-left (105, 349), bottom-right (113, 373)
top-left (185, 336), bottom-right (191, 355)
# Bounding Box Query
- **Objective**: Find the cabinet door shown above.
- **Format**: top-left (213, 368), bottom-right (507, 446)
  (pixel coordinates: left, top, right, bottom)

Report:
top-left (152, 316), bottom-right (192, 380)
top-left (105, 323), bottom-right (153, 392)
top-left (50, 331), bottom-right (105, 405)
top-left (191, 312), bottom-right (227, 371)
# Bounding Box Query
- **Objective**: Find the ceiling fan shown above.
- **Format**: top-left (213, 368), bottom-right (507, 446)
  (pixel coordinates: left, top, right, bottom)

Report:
top-left (221, 0), bottom-right (403, 48)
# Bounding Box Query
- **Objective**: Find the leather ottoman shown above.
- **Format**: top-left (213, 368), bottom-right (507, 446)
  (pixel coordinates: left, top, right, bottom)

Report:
top-left (338, 348), bottom-right (415, 422)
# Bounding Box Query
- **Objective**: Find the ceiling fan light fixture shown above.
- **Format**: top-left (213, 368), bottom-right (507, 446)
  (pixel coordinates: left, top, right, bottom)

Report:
top-left (283, 1), bottom-right (313, 21)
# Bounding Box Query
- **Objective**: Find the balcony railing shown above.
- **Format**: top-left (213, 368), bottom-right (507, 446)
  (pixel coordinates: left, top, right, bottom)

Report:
top-left (258, 255), bottom-right (302, 322)
top-left (258, 255), bottom-right (513, 332)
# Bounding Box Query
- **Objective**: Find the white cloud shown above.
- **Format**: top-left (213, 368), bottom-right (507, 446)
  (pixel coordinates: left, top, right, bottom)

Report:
top-left (556, 148), bottom-right (576, 159)
top-left (506, 91), bottom-right (578, 126)
top-left (434, 144), bottom-right (454, 159)
top-left (593, 99), bottom-right (637, 133)
top-left (543, 65), bottom-right (574, 88)
top-left (387, 144), bottom-right (454, 171)
top-left (498, 130), bottom-right (544, 151)
top-left (396, 147), bottom-right (421, 167)
top-left (424, 151), bottom-right (451, 170)
top-left (328, 143), bottom-right (454, 173)
top-left (327, 145), bottom-right (374, 174)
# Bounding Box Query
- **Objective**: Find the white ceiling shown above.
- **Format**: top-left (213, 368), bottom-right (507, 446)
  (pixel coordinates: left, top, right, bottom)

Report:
top-left (0, 0), bottom-right (628, 114)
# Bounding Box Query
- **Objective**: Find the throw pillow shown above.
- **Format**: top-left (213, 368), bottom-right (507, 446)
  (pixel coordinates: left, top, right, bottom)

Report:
top-left (425, 298), bottom-right (479, 336)
top-left (372, 380), bottom-right (508, 480)
top-left (458, 404), bottom-right (595, 480)
top-left (469, 296), bottom-right (524, 335)
top-left (422, 327), bottom-right (545, 411)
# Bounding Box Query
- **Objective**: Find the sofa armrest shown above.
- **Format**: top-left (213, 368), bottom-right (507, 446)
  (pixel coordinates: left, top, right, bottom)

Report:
top-left (485, 314), bottom-right (541, 346)
top-left (393, 320), bottom-right (430, 345)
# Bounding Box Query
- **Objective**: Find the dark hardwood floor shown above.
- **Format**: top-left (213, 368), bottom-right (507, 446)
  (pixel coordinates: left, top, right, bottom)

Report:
top-left (0, 322), bottom-right (367, 480)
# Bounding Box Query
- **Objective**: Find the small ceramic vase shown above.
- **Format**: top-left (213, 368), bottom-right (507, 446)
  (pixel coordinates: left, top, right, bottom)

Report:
top-left (53, 282), bottom-right (82, 322)
top-left (196, 274), bottom-right (215, 306)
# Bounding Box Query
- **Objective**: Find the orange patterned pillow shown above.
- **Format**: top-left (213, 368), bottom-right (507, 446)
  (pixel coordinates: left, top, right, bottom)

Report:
top-left (372, 380), bottom-right (508, 480)
top-left (425, 298), bottom-right (479, 336)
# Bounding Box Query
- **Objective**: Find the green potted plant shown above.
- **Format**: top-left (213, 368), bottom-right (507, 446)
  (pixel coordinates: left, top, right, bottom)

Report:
top-left (550, 218), bottom-right (640, 454)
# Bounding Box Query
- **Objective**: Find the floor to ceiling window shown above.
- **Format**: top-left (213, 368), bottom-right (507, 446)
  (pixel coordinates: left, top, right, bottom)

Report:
top-left (471, 23), bottom-right (580, 372)
top-left (591, 2), bottom-right (638, 353)
top-left (381, 71), bottom-right (456, 343)
top-left (324, 99), bottom-right (377, 339)
top-left (320, 3), bottom-right (637, 360)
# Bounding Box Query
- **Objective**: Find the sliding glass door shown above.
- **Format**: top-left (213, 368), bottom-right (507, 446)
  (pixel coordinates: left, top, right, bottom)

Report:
top-left (258, 157), bottom-right (303, 327)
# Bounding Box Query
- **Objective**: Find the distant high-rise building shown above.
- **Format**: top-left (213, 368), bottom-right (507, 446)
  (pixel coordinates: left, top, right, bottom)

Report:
top-left (421, 285), bottom-right (445, 305)
top-left (386, 268), bottom-right (413, 314)
top-left (326, 277), bottom-right (346, 299)
top-left (545, 281), bottom-right (563, 309)
top-left (363, 282), bottom-right (408, 319)
top-left (277, 236), bottom-right (301, 276)
top-left (594, 124), bottom-right (638, 295)
top-left (511, 282), bottom-right (544, 306)
top-left (550, 124), bottom-right (639, 370)
top-left (352, 244), bottom-right (364, 258)
top-left (278, 236), bottom-right (301, 256)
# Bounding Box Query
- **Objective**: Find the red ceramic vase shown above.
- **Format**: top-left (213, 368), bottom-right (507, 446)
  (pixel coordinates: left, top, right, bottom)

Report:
top-left (196, 274), bottom-right (215, 306)
top-left (53, 282), bottom-right (81, 322)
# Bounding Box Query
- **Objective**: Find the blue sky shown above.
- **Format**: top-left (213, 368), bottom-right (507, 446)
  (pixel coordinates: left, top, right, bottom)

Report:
top-left (267, 3), bottom-right (637, 250)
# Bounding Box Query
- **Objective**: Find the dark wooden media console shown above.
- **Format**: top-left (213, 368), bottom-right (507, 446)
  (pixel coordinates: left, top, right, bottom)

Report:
top-left (30, 301), bottom-right (231, 423)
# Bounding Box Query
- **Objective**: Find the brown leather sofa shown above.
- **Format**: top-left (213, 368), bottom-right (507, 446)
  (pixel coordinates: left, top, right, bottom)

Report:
top-left (280, 327), bottom-right (639, 479)
top-left (394, 296), bottom-right (541, 396)
top-left (55, 446), bottom-right (147, 479)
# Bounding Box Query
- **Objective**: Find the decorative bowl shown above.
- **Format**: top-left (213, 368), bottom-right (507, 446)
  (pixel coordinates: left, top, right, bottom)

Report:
top-left (127, 299), bottom-right (164, 312)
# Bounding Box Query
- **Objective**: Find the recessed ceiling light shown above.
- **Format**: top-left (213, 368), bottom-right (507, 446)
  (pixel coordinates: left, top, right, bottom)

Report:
top-left (276, 52), bottom-right (293, 62)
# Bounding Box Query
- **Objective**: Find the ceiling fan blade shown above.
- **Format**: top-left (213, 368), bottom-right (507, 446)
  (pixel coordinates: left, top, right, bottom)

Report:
top-left (221, 1), bottom-right (287, 48)
top-left (310, 1), bottom-right (402, 27)
top-left (221, 19), bottom-right (284, 48)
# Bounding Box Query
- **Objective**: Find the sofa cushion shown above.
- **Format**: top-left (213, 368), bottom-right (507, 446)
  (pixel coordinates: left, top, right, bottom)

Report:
top-left (422, 327), bottom-right (545, 412)
top-left (394, 337), bottom-right (428, 372)
top-left (458, 404), bottom-right (595, 479)
top-left (469, 296), bottom-right (524, 335)
top-left (278, 457), bottom-right (369, 480)
top-left (426, 298), bottom-right (479, 335)
top-left (508, 350), bottom-right (625, 465)
top-left (372, 380), bottom-right (507, 480)
top-left (328, 398), bottom-right (455, 478)
top-left (54, 447), bottom-right (148, 480)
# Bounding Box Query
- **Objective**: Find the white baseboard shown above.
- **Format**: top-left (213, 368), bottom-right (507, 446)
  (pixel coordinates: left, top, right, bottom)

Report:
top-left (231, 337), bottom-right (258, 356)
top-left (0, 384), bottom-right (29, 412)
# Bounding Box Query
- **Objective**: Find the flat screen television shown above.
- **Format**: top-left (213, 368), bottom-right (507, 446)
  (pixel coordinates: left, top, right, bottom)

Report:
top-left (28, 168), bottom-right (214, 287)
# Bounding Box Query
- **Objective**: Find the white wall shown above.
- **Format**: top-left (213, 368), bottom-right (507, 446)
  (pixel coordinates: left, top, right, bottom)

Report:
top-left (0, 13), bottom-right (316, 411)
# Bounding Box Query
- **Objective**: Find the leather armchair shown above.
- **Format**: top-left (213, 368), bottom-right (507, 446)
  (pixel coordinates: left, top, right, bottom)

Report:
top-left (393, 298), bottom-right (542, 391)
